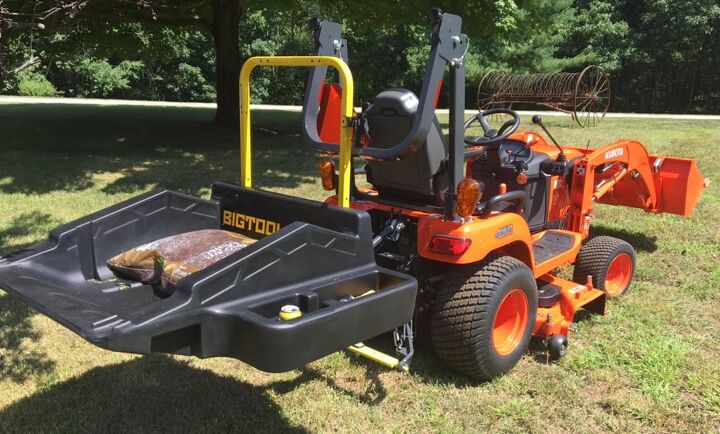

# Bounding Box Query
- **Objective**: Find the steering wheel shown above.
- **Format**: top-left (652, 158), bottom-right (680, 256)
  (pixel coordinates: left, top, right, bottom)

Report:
top-left (463, 108), bottom-right (521, 147)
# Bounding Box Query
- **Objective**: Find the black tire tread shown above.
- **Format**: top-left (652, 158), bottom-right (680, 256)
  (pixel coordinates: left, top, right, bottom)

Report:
top-left (431, 256), bottom-right (535, 380)
top-left (572, 235), bottom-right (635, 295)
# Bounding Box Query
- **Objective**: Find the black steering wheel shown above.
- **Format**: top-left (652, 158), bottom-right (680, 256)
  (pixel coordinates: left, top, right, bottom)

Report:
top-left (463, 108), bottom-right (521, 147)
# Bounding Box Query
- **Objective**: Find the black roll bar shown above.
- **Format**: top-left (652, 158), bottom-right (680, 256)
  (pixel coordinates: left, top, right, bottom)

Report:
top-left (302, 11), bottom-right (466, 160)
top-left (302, 10), bottom-right (467, 220)
top-left (301, 20), bottom-right (349, 155)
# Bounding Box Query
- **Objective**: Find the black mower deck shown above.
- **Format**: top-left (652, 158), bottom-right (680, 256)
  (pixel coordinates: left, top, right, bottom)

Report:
top-left (0, 183), bottom-right (417, 372)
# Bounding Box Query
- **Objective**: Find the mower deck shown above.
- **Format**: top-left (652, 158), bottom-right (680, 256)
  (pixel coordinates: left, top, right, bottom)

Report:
top-left (532, 273), bottom-right (606, 338)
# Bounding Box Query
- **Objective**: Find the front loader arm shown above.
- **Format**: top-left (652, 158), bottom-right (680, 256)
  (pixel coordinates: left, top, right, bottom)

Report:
top-left (568, 139), bottom-right (706, 237)
top-left (569, 140), bottom-right (657, 236)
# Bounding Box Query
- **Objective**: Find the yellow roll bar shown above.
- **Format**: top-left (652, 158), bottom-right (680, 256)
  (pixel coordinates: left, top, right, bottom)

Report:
top-left (239, 55), bottom-right (354, 208)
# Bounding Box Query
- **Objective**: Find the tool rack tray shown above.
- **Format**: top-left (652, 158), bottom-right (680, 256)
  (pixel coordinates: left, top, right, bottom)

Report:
top-left (0, 184), bottom-right (417, 372)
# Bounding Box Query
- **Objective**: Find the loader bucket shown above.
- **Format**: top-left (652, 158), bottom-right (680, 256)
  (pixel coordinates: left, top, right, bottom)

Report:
top-left (596, 155), bottom-right (707, 216)
top-left (0, 183), bottom-right (417, 372)
top-left (651, 156), bottom-right (707, 216)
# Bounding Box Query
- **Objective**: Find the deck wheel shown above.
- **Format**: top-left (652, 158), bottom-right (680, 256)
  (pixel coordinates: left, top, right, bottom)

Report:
top-left (547, 334), bottom-right (568, 360)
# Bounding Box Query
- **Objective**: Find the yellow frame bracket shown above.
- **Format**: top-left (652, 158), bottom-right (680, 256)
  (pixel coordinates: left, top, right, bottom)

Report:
top-left (348, 344), bottom-right (410, 372)
top-left (239, 55), bottom-right (355, 208)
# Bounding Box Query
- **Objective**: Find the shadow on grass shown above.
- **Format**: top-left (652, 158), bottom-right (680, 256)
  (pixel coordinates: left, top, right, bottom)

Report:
top-left (0, 212), bottom-right (59, 256)
top-left (0, 213), bottom-right (58, 384)
top-left (269, 365), bottom-right (387, 406)
top-left (589, 225), bottom-right (658, 253)
top-left (351, 335), bottom-right (483, 389)
top-left (404, 348), bottom-right (480, 388)
top-left (98, 136), bottom-right (319, 197)
top-left (0, 294), bottom-right (56, 383)
top-left (1, 139), bottom-right (317, 198)
top-left (0, 356), bottom-right (308, 433)
top-left (0, 104), bottom-right (313, 196)
top-left (407, 341), bottom-right (583, 388)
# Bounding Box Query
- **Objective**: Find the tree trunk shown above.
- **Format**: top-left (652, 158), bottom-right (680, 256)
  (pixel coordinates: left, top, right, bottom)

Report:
top-left (212, 0), bottom-right (242, 126)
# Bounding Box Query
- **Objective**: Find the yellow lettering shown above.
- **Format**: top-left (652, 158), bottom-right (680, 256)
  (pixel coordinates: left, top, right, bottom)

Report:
top-left (256, 218), bottom-right (266, 235)
top-left (266, 221), bottom-right (276, 235)
top-left (234, 213), bottom-right (245, 230)
top-left (223, 210), bottom-right (233, 226)
top-left (221, 210), bottom-right (281, 236)
top-left (246, 216), bottom-right (256, 232)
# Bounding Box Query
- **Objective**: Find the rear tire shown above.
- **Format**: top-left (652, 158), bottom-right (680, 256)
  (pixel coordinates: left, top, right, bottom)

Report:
top-left (431, 256), bottom-right (537, 380)
top-left (573, 236), bottom-right (636, 298)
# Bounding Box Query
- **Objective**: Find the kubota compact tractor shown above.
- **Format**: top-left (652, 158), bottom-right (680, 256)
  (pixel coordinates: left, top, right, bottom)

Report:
top-left (0, 9), bottom-right (707, 380)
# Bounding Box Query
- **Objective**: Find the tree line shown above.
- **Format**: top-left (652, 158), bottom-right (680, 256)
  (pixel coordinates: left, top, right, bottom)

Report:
top-left (0, 0), bottom-right (718, 124)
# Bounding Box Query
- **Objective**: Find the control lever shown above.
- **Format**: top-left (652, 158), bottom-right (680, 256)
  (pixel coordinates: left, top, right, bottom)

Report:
top-left (532, 115), bottom-right (565, 162)
top-left (352, 102), bottom-right (371, 149)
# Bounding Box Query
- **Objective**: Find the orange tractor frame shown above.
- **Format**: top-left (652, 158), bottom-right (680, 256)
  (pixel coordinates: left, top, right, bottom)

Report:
top-left (286, 10), bottom-right (707, 378)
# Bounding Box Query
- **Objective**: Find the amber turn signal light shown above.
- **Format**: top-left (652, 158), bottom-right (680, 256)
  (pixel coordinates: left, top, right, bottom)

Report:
top-left (319, 159), bottom-right (336, 191)
top-left (456, 178), bottom-right (483, 218)
top-left (516, 172), bottom-right (528, 185)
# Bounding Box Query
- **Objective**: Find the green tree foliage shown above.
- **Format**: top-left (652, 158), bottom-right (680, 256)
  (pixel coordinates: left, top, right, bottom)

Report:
top-left (320, 0), bottom-right (522, 37)
top-left (49, 25), bottom-right (217, 101)
top-left (165, 63), bottom-right (216, 102)
top-left (1, 0), bottom-right (718, 114)
top-left (15, 70), bottom-right (57, 96)
top-left (237, 6), bottom-right (320, 104)
top-left (343, 23), bottom-right (430, 103)
top-left (609, 0), bottom-right (720, 112)
top-left (557, 0), bottom-right (629, 72)
top-left (54, 58), bottom-right (142, 98)
top-left (479, 0), bottom-right (581, 73)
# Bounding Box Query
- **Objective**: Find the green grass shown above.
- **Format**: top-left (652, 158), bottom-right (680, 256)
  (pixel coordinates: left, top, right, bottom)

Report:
top-left (1, 102), bottom-right (719, 433)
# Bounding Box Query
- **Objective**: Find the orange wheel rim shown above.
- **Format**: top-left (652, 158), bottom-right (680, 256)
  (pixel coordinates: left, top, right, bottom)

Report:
top-left (605, 253), bottom-right (633, 296)
top-left (492, 288), bottom-right (529, 356)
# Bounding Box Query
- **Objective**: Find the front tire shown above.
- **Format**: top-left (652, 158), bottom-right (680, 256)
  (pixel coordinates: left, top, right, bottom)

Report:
top-left (431, 256), bottom-right (538, 380)
top-left (573, 236), bottom-right (636, 298)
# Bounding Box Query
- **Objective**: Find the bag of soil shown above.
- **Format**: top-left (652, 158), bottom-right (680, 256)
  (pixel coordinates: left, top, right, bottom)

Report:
top-left (106, 229), bottom-right (255, 294)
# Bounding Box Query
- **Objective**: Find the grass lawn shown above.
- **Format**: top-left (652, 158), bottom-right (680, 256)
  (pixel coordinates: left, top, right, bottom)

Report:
top-left (1, 102), bottom-right (719, 433)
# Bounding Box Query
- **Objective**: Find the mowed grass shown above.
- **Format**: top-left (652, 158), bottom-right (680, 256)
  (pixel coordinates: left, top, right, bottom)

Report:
top-left (0, 102), bottom-right (719, 433)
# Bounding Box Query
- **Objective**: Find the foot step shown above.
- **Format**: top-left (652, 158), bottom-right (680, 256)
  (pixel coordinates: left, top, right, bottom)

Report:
top-left (533, 230), bottom-right (575, 264)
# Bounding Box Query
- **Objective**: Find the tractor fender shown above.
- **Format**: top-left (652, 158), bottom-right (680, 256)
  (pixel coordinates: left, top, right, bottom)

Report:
top-left (417, 212), bottom-right (535, 271)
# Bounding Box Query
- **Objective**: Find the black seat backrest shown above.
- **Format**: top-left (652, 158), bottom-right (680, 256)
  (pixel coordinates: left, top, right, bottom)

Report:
top-left (364, 89), bottom-right (449, 204)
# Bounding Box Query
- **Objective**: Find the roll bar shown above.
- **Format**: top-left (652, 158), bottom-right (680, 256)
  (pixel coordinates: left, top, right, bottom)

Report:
top-left (240, 56), bottom-right (355, 208)
top-left (302, 10), bottom-right (467, 220)
top-left (301, 21), bottom-right (348, 155)
top-left (302, 11), bottom-right (467, 161)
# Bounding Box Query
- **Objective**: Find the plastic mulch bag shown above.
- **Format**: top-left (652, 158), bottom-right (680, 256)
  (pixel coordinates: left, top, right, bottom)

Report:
top-left (106, 229), bottom-right (255, 295)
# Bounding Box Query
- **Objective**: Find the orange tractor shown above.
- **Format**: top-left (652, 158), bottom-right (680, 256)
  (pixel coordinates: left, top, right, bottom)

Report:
top-left (0, 9), bottom-right (707, 380)
top-left (301, 10), bottom-right (706, 377)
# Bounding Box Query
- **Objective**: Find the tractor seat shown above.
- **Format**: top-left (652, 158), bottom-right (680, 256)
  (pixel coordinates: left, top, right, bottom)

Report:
top-left (364, 89), bottom-right (449, 205)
